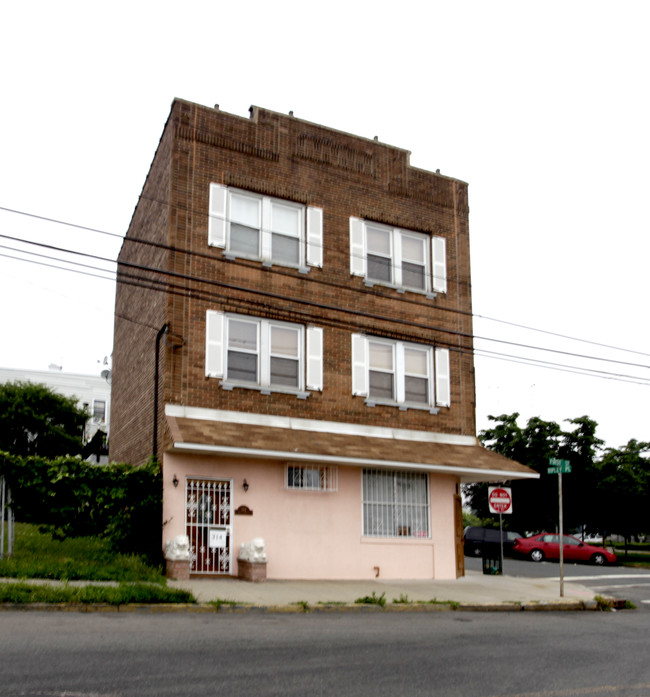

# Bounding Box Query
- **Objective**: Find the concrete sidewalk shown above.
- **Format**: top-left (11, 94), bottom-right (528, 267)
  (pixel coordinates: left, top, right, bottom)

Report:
top-left (168, 570), bottom-right (599, 610)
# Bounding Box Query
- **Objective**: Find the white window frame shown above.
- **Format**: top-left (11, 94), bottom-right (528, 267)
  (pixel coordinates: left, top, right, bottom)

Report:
top-left (350, 217), bottom-right (447, 295)
top-left (362, 469), bottom-right (430, 539)
top-left (285, 464), bottom-right (338, 492)
top-left (92, 399), bottom-right (106, 424)
top-left (351, 334), bottom-right (450, 411)
top-left (209, 183), bottom-right (323, 270)
top-left (206, 311), bottom-right (323, 397)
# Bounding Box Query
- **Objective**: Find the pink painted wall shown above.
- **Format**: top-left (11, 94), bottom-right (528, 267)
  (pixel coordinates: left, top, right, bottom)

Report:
top-left (162, 453), bottom-right (460, 580)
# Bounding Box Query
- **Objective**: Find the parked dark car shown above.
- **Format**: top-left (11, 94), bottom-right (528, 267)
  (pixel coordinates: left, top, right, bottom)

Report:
top-left (463, 526), bottom-right (523, 557)
top-left (513, 533), bottom-right (617, 565)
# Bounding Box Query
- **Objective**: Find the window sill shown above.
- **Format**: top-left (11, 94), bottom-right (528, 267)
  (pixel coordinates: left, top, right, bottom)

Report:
top-left (361, 535), bottom-right (432, 543)
top-left (285, 487), bottom-right (336, 493)
top-left (221, 380), bottom-right (310, 399)
top-left (364, 398), bottom-right (440, 414)
top-left (221, 251), bottom-right (309, 273)
top-left (363, 278), bottom-right (438, 299)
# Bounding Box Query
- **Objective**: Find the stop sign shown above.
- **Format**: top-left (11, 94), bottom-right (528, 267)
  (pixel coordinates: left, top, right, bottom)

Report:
top-left (488, 486), bottom-right (512, 514)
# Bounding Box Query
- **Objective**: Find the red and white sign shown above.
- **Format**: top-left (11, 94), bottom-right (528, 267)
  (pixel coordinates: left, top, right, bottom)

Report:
top-left (488, 486), bottom-right (512, 514)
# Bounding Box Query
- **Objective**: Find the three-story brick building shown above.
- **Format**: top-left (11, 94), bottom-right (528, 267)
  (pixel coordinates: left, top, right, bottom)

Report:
top-left (110, 99), bottom-right (535, 580)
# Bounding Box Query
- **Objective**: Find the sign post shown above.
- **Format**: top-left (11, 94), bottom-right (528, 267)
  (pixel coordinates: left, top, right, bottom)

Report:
top-left (547, 458), bottom-right (571, 597)
top-left (488, 486), bottom-right (512, 573)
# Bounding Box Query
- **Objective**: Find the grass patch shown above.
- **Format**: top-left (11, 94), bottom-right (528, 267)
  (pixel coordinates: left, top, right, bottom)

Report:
top-left (0, 581), bottom-right (194, 605)
top-left (594, 595), bottom-right (636, 611)
top-left (392, 593), bottom-right (411, 604)
top-left (0, 523), bottom-right (164, 583)
top-left (415, 598), bottom-right (459, 609)
top-left (208, 598), bottom-right (240, 610)
top-left (354, 591), bottom-right (386, 608)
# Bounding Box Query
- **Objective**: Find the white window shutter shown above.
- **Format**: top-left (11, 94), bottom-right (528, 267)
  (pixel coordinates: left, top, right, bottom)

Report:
top-left (435, 347), bottom-right (450, 407)
top-left (351, 334), bottom-right (368, 396)
top-left (205, 310), bottom-right (225, 378)
top-left (306, 206), bottom-right (323, 268)
top-left (432, 236), bottom-right (447, 293)
top-left (208, 183), bottom-right (227, 248)
top-left (395, 343), bottom-right (406, 404)
top-left (349, 217), bottom-right (366, 276)
top-left (306, 326), bottom-right (323, 391)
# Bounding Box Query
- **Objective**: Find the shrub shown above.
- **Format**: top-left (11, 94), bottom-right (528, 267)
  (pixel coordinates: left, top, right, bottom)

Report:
top-left (0, 452), bottom-right (162, 563)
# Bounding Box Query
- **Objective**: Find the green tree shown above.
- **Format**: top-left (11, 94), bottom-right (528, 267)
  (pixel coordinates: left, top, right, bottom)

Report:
top-left (559, 416), bottom-right (604, 534)
top-left (595, 440), bottom-right (650, 547)
top-left (0, 381), bottom-right (87, 458)
top-left (466, 413), bottom-right (603, 535)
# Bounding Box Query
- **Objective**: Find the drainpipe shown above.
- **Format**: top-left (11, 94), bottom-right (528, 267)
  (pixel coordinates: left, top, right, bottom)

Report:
top-left (153, 323), bottom-right (169, 463)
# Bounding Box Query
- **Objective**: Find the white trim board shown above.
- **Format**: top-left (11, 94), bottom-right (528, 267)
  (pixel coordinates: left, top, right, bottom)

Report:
top-left (165, 404), bottom-right (477, 447)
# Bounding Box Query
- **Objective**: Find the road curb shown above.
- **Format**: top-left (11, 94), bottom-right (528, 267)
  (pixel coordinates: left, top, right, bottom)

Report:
top-left (0, 599), bottom-right (602, 613)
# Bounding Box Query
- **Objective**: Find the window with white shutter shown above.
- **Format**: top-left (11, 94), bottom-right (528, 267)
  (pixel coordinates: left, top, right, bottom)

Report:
top-left (208, 184), bottom-right (322, 271)
top-left (351, 335), bottom-right (450, 411)
top-left (349, 217), bottom-right (446, 296)
top-left (206, 312), bottom-right (323, 397)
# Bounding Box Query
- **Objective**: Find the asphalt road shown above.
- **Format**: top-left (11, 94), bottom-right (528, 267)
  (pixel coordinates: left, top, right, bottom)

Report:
top-left (465, 554), bottom-right (650, 610)
top-left (1, 610), bottom-right (649, 697)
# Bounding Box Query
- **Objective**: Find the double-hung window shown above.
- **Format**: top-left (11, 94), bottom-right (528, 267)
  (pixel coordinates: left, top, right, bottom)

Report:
top-left (362, 469), bottom-right (430, 538)
top-left (350, 218), bottom-right (446, 294)
top-left (352, 335), bottom-right (450, 410)
top-left (206, 311), bottom-right (323, 396)
top-left (208, 184), bottom-right (323, 270)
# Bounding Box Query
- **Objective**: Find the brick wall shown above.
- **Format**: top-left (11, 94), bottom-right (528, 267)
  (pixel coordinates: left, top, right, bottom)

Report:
top-left (110, 99), bottom-right (477, 464)
top-left (109, 117), bottom-right (173, 465)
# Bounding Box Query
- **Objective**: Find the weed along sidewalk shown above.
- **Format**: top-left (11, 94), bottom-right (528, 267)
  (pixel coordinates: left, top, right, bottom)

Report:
top-left (165, 571), bottom-right (603, 612)
top-left (0, 525), bottom-right (613, 612)
top-left (0, 573), bottom-right (602, 612)
top-left (0, 578), bottom-right (194, 607)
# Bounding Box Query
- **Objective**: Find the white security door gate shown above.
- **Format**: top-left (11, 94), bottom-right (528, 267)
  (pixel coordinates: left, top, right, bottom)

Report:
top-left (186, 478), bottom-right (232, 575)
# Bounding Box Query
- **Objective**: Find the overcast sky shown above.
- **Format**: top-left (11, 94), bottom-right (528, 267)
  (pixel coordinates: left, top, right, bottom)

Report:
top-left (1, 0), bottom-right (648, 450)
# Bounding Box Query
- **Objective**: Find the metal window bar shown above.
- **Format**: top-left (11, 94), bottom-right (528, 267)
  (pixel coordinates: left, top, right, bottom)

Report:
top-left (286, 465), bottom-right (337, 491)
top-left (186, 478), bottom-right (232, 574)
top-left (362, 469), bottom-right (430, 538)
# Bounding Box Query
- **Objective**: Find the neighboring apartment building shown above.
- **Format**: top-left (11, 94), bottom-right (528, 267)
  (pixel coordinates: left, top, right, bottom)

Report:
top-left (110, 99), bottom-right (536, 580)
top-left (0, 366), bottom-right (111, 445)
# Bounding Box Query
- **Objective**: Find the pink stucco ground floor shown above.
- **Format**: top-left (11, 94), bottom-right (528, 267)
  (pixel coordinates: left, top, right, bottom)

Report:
top-left (161, 406), bottom-right (538, 581)
top-left (162, 452), bottom-right (461, 580)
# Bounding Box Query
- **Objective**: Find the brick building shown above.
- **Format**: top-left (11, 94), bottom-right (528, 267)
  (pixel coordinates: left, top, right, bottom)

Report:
top-left (110, 99), bottom-right (535, 580)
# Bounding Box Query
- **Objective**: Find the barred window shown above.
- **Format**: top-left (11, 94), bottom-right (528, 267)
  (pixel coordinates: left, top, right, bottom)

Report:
top-left (286, 464), bottom-right (337, 492)
top-left (362, 469), bottom-right (430, 538)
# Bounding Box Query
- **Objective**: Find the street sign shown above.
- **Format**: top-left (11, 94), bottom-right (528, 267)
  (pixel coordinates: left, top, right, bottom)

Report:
top-left (488, 486), bottom-right (512, 515)
top-left (547, 458), bottom-right (572, 474)
top-left (547, 458), bottom-right (571, 597)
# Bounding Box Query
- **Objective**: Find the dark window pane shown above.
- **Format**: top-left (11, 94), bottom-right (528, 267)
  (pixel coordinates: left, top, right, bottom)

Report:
top-left (227, 351), bottom-right (258, 383)
top-left (230, 223), bottom-right (259, 256)
top-left (367, 254), bottom-right (392, 283)
top-left (287, 466), bottom-right (302, 487)
top-left (402, 261), bottom-right (425, 290)
top-left (369, 370), bottom-right (394, 400)
top-left (405, 376), bottom-right (428, 403)
top-left (272, 233), bottom-right (300, 264)
top-left (270, 356), bottom-right (299, 387)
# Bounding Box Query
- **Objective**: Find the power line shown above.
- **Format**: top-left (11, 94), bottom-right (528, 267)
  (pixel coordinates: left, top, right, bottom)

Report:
top-left (3, 202), bottom-right (648, 361)
top-left (2, 231), bottom-right (649, 374)
top-left (2, 244), bottom-right (649, 387)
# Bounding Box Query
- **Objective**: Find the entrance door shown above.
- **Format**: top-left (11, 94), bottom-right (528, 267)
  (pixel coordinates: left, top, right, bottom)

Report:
top-left (186, 478), bottom-right (232, 575)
